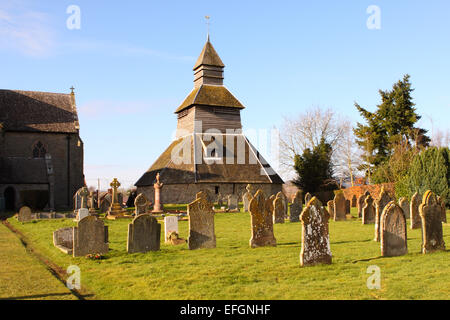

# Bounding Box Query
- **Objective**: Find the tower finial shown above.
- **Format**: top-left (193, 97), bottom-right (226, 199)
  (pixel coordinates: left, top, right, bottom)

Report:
top-left (205, 15), bottom-right (210, 42)
top-left (70, 86), bottom-right (75, 95)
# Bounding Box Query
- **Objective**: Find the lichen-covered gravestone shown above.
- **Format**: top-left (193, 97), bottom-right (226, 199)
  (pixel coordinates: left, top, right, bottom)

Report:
top-left (357, 194), bottom-right (366, 218)
top-left (249, 190), bottom-right (276, 248)
top-left (127, 214), bottom-right (161, 253)
top-left (100, 195), bottom-right (111, 214)
top-left (300, 197), bottom-right (332, 267)
top-left (273, 196), bottom-right (285, 224)
top-left (73, 216), bottom-right (109, 257)
top-left (276, 192), bottom-right (288, 218)
top-left (134, 193), bottom-right (149, 215)
top-left (380, 201), bottom-right (408, 257)
top-left (188, 191), bottom-right (216, 250)
top-left (333, 192), bottom-right (346, 221)
top-left (374, 188), bottom-right (392, 242)
top-left (227, 194), bottom-right (239, 211)
top-left (362, 195), bottom-right (376, 224)
top-left (164, 215), bottom-right (179, 243)
top-left (327, 200), bottom-right (334, 217)
top-left (437, 196), bottom-right (447, 223)
top-left (289, 191), bottom-right (303, 223)
top-left (398, 197), bottom-right (410, 219)
top-left (305, 193), bottom-right (312, 205)
top-left (419, 191), bottom-right (445, 254)
top-left (18, 206), bottom-right (32, 222)
top-left (410, 192), bottom-right (422, 229)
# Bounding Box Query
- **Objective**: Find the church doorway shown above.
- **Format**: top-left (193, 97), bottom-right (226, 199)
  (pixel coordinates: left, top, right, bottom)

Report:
top-left (4, 187), bottom-right (15, 211)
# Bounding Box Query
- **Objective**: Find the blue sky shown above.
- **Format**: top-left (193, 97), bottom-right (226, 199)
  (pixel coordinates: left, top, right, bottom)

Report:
top-left (0, 0), bottom-right (449, 189)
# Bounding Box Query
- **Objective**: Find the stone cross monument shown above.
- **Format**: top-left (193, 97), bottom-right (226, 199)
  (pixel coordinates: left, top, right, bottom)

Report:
top-left (152, 173), bottom-right (164, 213)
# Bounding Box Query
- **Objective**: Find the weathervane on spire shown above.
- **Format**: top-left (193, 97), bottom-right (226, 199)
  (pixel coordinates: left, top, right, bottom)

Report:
top-left (205, 15), bottom-right (210, 41)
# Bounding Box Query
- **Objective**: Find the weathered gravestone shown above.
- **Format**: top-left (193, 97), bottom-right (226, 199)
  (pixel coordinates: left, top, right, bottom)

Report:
top-left (300, 197), bottom-right (332, 267)
top-left (188, 192), bottom-right (216, 250)
top-left (289, 191), bottom-right (303, 223)
top-left (410, 192), bottom-right (422, 229)
top-left (276, 191), bottom-right (288, 218)
top-left (53, 216), bottom-right (109, 257)
top-left (327, 200), bottom-right (334, 217)
top-left (242, 184), bottom-right (254, 212)
top-left (100, 197), bottom-right (111, 214)
top-left (357, 194), bottom-right (366, 218)
top-left (88, 191), bottom-right (97, 214)
top-left (76, 208), bottom-right (89, 221)
top-left (164, 215), bottom-right (179, 243)
top-left (362, 195), bottom-right (376, 224)
top-left (398, 197), bottom-right (410, 219)
top-left (419, 191), bottom-right (446, 254)
top-left (17, 206), bottom-right (32, 222)
top-left (351, 195), bottom-right (357, 207)
top-left (249, 190), bottom-right (276, 248)
top-left (333, 192), bottom-right (346, 221)
top-left (305, 193), bottom-right (312, 205)
top-left (227, 194), bottom-right (239, 211)
top-left (380, 201), bottom-right (408, 257)
top-left (73, 187), bottom-right (84, 213)
top-left (134, 193), bottom-right (149, 215)
top-left (273, 196), bottom-right (285, 224)
top-left (345, 199), bottom-right (350, 214)
top-left (437, 196), bottom-right (447, 223)
top-left (127, 214), bottom-right (161, 253)
top-left (217, 193), bottom-right (223, 207)
top-left (374, 188), bottom-right (392, 242)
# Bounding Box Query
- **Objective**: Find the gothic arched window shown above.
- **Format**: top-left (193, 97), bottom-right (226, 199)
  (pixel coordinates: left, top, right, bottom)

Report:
top-left (32, 141), bottom-right (47, 158)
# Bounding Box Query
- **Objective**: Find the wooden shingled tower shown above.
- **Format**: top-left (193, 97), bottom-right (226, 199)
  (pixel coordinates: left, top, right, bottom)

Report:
top-left (135, 38), bottom-right (283, 204)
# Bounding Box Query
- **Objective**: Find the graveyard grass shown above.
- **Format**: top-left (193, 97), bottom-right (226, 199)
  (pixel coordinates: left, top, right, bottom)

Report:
top-left (5, 208), bottom-right (450, 300)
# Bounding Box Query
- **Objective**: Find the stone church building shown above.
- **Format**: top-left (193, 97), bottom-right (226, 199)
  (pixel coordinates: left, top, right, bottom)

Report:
top-left (135, 38), bottom-right (283, 204)
top-left (0, 89), bottom-right (85, 211)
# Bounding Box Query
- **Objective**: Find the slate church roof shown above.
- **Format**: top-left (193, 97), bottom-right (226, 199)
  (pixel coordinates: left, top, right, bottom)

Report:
top-left (0, 90), bottom-right (80, 133)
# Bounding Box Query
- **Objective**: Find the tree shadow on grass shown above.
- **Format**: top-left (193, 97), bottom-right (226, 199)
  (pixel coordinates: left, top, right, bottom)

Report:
top-left (332, 239), bottom-right (373, 245)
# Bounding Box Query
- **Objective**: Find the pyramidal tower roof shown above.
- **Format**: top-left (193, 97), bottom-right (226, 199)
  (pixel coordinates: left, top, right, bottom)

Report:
top-left (193, 38), bottom-right (225, 70)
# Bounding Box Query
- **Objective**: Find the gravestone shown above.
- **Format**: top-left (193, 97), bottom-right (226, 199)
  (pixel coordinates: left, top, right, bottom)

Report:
top-left (380, 201), bottom-right (408, 257)
top-left (126, 190), bottom-right (137, 208)
top-left (351, 195), bottom-right (357, 207)
top-left (73, 187), bottom-right (84, 213)
top-left (134, 193), bottom-right (149, 215)
top-left (362, 195), bottom-right (376, 224)
top-left (249, 190), bottom-right (276, 248)
top-left (242, 186), bottom-right (253, 212)
top-left (345, 199), bottom-right (350, 214)
top-left (333, 192), bottom-right (346, 221)
top-left (327, 200), bottom-right (334, 217)
top-left (53, 227), bottom-right (74, 255)
top-left (18, 206), bottom-right (32, 222)
top-left (164, 216), bottom-right (179, 243)
top-left (127, 214), bottom-right (161, 253)
top-left (88, 191), bottom-right (97, 214)
top-left (79, 187), bottom-right (89, 209)
top-left (364, 191), bottom-right (371, 197)
top-left (73, 216), bottom-right (109, 257)
top-left (305, 193), bottom-right (312, 205)
top-left (300, 197), bottom-right (332, 267)
top-left (410, 192), bottom-right (421, 229)
top-left (100, 197), bottom-right (111, 214)
top-left (217, 193), bottom-right (223, 207)
top-left (357, 194), bottom-right (366, 218)
top-left (227, 194), bottom-right (239, 211)
top-left (76, 208), bottom-right (89, 221)
top-left (188, 191), bottom-right (216, 250)
top-left (419, 191), bottom-right (445, 254)
top-left (398, 197), bottom-right (410, 219)
top-left (276, 192), bottom-right (288, 218)
top-left (273, 196), bottom-right (285, 224)
top-left (437, 196), bottom-right (447, 223)
top-left (289, 191), bottom-right (303, 223)
top-left (374, 188), bottom-right (392, 242)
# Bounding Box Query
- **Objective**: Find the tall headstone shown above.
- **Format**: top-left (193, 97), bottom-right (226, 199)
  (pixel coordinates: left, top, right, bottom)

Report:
top-left (73, 216), bottom-right (109, 257)
top-left (289, 191), bottom-right (303, 223)
top-left (305, 193), bottom-right (312, 205)
top-left (419, 191), bottom-right (445, 254)
top-left (357, 194), bottom-right (366, 218)
top-left (380, 201), bottom-right (408, 257)
top-left (107, 178), bottom-right (124, 218)
top-left (300, 197), bottom-right (332, 267)
top-left (374, 188), bottom-right (392, 242)
top-left (73, 187), bottom-right (83, 213)
top-left (437, 196), bottom-right (447, 223)
top-left (134, 193), bottom-right (149, 215)
top-left (410, 192), bottom-right (421, 229)
top-left (152, 173), bottom-right (164, 213)
top-left (351, 195), bottom-right (357, 207)
top-left (227, 194), bottom-right (239, 211)
top-left (273, 196), bottom-right (285, 224)
top-left (362, 195), bottom-right (376, 224)
top-left (398, 197), bottom-right (410, 219)
top-left (100, 197), bottom-right (111, 214)
top-left (188, 191), bottom-right (216, 250)
top-left (79, 187), bottom-right (89, 209)
top-left (17, 206), bottom-right (32, 222)
top-left (164, 216), bottom-right (179, 243)
top-left (127, 214), bottom-right (161, 253)
top-left (242, 184), bottom-right (254, 212)
top-left (333, 192), bottom-right (346, 221)
top-left (88, 191), bottom-right (97, 214)
top-left (276, 192), bottom-right (288, 218)
top-left (249, 190), bottom-right (276, 248)
top-left (345, 199), bottom-right (350, 214)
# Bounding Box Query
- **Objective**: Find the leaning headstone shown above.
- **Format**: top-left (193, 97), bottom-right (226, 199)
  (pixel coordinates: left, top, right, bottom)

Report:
top-left (249, 190), bottom-right (276, 248)
top-left (289, 191), bottom-right (303, 222)
top-left (300, 197), bottom-right (332, 267)
top-left (333, 192), bottom-right (346, 221)
top-left (273, 196), bottom-right (285, 224)
top-left (188, 192), bottom-right (216, 250)
top-left (419, 191), bottom-right (445, 254)
top-left (410, 192), bottom-right (421, 229)
top-left (134, 193), bottom-right (149, 215)
top-left (305, 193), bottom-right (312, 205)
top-left (127, 214), bottom-right (161, 253)
top-left (73, 216), bottom-right (109, 257)
top-left (380, 201), bottom-right (408, 257)
top-left (398, 197), bottom-right (410, 219)
top-left (437, 196), bottom-right (447, 223)
top-left (374, 188), bottom-right (392, 241)
top-left (76, 208), bottom-right (89, 221)
top-left (164, 216), bottom-right (179, 243)
top-left (18, 206), bottom-right (32, 222)
top-left (362, 195), bottom-right (376, 224)
top-left (357, 194), bottom-right (366, 218)
top-left (227, 194), bottom-right (239, 211)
